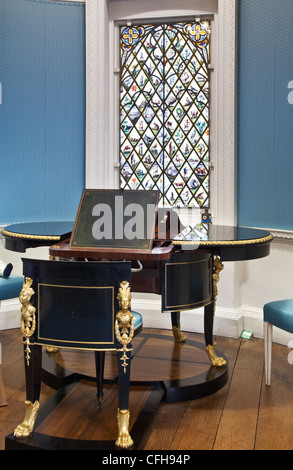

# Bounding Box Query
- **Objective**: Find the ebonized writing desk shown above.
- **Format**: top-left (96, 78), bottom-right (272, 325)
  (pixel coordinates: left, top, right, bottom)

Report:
top-left (2, 215), bottom-right (273, 402)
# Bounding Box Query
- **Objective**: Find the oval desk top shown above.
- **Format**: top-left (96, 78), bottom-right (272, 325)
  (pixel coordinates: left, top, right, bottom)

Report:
top-left (1, 221), bottom-right (74, 240)
top-left (1, 221), bottom-right (273, 261)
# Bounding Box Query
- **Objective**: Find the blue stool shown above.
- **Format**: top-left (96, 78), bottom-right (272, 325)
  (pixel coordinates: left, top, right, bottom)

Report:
top-left (264, 299), bottom-right (293, 385)
top-left (0, 274), bottom-right (24, 406)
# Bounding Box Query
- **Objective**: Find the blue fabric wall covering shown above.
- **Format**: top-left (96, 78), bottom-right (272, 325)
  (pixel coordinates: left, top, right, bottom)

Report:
top-left (238, 0), bottom-right (293, 230)
top-left (2, 0), bottom-right (292, 230)
top-left (0, 0), bottom-right (85, 224)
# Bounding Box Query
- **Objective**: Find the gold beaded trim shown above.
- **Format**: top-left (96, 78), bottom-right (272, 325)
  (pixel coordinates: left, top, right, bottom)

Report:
top-left (1, 228), bottom-right (62, 241)
top-left (172, 233), bottom-right (273, 246)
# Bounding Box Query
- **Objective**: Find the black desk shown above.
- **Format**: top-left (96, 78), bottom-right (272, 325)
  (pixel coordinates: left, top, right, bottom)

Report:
top-left (1, 221), bottom-right (273, 402)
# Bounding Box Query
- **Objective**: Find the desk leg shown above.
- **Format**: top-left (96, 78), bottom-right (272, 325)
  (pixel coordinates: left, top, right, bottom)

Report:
top-left (14, 343), bottom-right (41, 438)
top-left (95, 351), bottom-right (105, 403)
top-left (14, 277), bottom-right (41, 438)
top-left (116, 347), bottom-right (133, 449)
top-left (171, 311), bottom-right (187, 343)
top-left (205, 256), bottom-right (226, 367)
top-left (115, 281), bottom-right (133, 449)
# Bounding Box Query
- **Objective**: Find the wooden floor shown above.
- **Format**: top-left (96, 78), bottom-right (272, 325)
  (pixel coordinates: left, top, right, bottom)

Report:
top-left (0, 327), bottom-right (292, 450)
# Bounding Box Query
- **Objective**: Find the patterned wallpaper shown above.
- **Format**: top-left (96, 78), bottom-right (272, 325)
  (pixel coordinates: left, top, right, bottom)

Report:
top-left (1, 0), bottom-right (293, 230)
top-left (237, 0), bottom-right (293, 230)
top-left (0, 0), bottom-right (85, 224)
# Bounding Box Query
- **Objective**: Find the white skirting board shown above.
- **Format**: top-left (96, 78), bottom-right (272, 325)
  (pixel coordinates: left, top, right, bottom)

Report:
top-left (0, 299), bottom-right (21, 331)
top-left (132, 297), bottom-right (244, 339)
top-left (131, 298), bottom-right (293, 347)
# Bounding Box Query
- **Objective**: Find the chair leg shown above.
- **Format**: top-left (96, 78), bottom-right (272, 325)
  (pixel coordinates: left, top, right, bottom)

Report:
top-left (0, 343), bottom-right (7, 406)
top-left (264, 322), bottom-right (273, 385)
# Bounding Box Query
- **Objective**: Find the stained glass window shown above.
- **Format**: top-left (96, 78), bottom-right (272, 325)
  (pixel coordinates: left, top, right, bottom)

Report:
top-left (119, 21), bottom-right (210, 208)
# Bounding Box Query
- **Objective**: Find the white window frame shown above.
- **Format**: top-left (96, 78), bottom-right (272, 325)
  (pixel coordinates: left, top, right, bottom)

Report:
top-left (84, 0), bottom-right (237, 227)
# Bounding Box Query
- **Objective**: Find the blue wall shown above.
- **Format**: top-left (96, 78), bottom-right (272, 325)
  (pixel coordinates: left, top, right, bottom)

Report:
top-left (0, 0), bottom-right (85, 224)
top-left (2, 0), bottom-right (293, 229)
top-left (238, 0), bottom-right (293, 230)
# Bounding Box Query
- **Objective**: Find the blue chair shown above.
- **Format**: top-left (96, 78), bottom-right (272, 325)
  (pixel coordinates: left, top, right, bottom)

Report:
top-left (0, 274), bottom-right (24, 302)
top-left (264, 299), bottom-right (293, 385)
top-left (0, 274), bottom-right (24, 406)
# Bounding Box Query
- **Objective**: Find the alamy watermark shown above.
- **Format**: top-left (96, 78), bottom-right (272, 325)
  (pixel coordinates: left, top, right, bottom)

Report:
top-left (90, 195), bottom-right (203, 248)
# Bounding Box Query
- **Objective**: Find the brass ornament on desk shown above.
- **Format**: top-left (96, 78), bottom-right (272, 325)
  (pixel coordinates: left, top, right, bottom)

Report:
top-left (115, 281), bottom-right (134, 373)
top-left (206, 343), bottom-right (226, 367)
top-left (1, 228), bottom-right (62, 241)
top-left (206, 256), bottom-right (226, 367)
top-left (115, 281), bottom-right (134, 448)
top-left (212, 256), bottom-right (224, 313)
top-left (116, 409), bottom-right (133, 448)
top-left (14, 400), bottom-right (40, 438)
top-left (46, 346), bottom-right (59, 353)
top-left (172, 233), bottom-right (273, 246)
top-left (19, 277), bottom-right (36, 366)
top-left (172, 324), bottom-right (187, 343)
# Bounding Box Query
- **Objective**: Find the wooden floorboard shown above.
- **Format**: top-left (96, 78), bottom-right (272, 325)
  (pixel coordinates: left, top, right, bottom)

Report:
top-left (0, 328), bottom-right (292, 451)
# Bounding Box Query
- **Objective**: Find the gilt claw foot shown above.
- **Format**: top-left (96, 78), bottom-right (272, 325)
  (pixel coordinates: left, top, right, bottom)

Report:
top-left (14, 400), bottom-right (39, 438)
top-left (172, 325), bottom-right (187, 343)
top-left (206, 343), bottom-right (227, 367)
top-left (115, 409), bottom-right (133, 448)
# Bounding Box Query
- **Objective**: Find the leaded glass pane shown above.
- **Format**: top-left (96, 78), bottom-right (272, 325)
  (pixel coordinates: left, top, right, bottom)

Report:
top-left (119, 21), bottom-right (210, 208)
